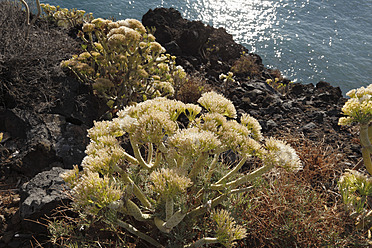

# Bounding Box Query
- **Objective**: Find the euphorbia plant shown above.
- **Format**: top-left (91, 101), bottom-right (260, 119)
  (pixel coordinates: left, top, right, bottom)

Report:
top-left (61, 17), bottom-right (185, 111)
top-left (338, 84), bottom-right (372, 228)
top-left (339, 84), bottom-right (372, 174)
top-left (40, 3), bottom-right (94, 28)
top-left (62, 92), bottom-right (301, 247)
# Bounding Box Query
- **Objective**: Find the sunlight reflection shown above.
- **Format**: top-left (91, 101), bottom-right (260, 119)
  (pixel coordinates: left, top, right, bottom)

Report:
top-left (183, 0), bottom-right (281, 53)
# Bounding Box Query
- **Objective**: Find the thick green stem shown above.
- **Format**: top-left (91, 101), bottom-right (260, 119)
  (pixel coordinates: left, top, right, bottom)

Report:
top-left (130, 138), bottom-right (151, 169)
top-left (210, 164), bottom-right (273, 190)
top-left (147, 143), bottom-right (153, 164)
top-left (362, 148), bottom-right (372, 175)
top-left (165, 197), bottom-right (174, 221)
top-left (187, 194), bottom-right (227, 218)
top-left (164, 210), bottom-right (186, 229)
top-left (121, 150), bottom-right (139, 165)
top-left (188, 153), bottom-right (208, 181)
top-left (360, 124), bottom-right (372, 175)
top-left (184, 237), bottom-right (219, 248)
top-left (116, 219), bottom-right (164, 248)
top-left (125, 199), bottom-right (151, 221)
top-left (214, 155), bottom-right (248, 185)
top-left (205, 154), bottom-right (219, 182)
top-left (152, 150), bottom-right (162, 169)
top-left (121, 172), bottom-right (152, 208)
top-left (187, 187), bottom-right (254, 219)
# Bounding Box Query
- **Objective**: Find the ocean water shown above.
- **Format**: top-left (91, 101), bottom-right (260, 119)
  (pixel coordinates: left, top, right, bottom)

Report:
top-left (39, 0), bottom-right (372, 94)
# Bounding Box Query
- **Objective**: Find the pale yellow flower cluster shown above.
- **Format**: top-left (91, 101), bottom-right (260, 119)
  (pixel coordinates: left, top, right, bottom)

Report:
top-left (153, 81), bottom-right (175, 96)
top-left (185, 103), bottom-right (202, 121)
top-left (133, 111), bottom-right (178, 144)
top-left (117, 19), bottom-right (147, 34)
top-left (83, 136), bottom-right (125, 174)
top-left (194, 111), bottom-right (262, 156)
top-left (264, 138), bottom-right (302, 172)
top-left (218, 120), bottom-right (262, 155)
top-left (91, 17), bottom-right (111, 29)
top-left (168, 127), bottom-right (221, 157)
top-left (240, 113), bottom-right (263, 141)
top-left (339, 84), bottom-right (372, 125)
top-left (41, 3), bottom-right (93, 28)
top-left (211, 209), bottom-right (247, 247)
top-left (339, 170), bottom-right (372, 196)
top-left (198, 91), bottom-right (237, 118)
top-left (150, 168), bottom-right (192, 198)
top-left (149, 42), bottom-right (166, 54)
top-left (120, 97), bottom-right (185, 121)
top-left (108, 26), bottom-right (141, 46)
top-left (61, 165), bottom-right (80, 188)
top-left (87, 119), bottom-right (124, 142)
top-left (338, 169), bottom-right (372, 214)
top-left (70, 171), bottom-right (121, 215)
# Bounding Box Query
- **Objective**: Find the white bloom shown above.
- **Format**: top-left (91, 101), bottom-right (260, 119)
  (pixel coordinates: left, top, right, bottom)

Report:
top-left (198, 91), bottom-right (237, 118)
top-left (168, 127), bottom-right (221, 157)
top-left (264, 138), bottom-right (302, 172)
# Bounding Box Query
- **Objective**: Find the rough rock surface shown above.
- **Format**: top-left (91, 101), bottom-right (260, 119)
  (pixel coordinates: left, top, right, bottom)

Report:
top-left (19, 167), bottom-right (70, 232)
top-left (0, 7), bottom-right (360, 247)
top-left (142, 8), bottom-right (258, 80)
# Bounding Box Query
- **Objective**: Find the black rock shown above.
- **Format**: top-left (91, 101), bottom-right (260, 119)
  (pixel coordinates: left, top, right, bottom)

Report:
top-left (301, 122), bottom-right (317, 133)
top-left (19, 167), bottom-right (70, 234)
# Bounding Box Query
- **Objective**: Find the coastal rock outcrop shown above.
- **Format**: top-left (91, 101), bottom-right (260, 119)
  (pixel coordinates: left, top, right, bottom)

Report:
top-left (142, 8), bottom-right (252, 79)
top-left (0, 7), bottom-right (358, 247)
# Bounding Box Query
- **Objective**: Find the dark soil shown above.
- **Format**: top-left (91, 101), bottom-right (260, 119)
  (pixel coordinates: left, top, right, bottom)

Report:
top-left (0, 5), bottom-right (361, 248)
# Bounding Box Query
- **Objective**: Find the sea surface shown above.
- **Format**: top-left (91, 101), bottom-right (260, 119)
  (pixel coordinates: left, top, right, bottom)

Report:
top-left (39, 0), bottom-right (372, 94)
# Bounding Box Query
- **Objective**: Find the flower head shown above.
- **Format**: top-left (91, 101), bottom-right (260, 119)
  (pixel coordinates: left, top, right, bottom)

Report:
top-left (150, 168), bottom-right (192, 198)
top-left (82, 23), bottom-right (95, 32)
top-left (153, 81), bottom-right (175, 96)
top-left (168, 127), bottom-right (221, 157)
top-left (71, 171), bottom-right (121, 215)
top-left (198, 92), bottom-right (237, 118)
top-left (61, 165), bottom-right (80, 188)
top-left (240, 113), bottom-right (262, 141)
top-left (340, 84), bottom-right (372, 125)
top-left (211, 209), bottom-right (247, 248)
top-left (149, 42), bottom-right (166, 54)
top-left (91, 18), bottom-right (110, 29)
top-left (264, 138), bottom-right (302, 172)
top-left (118, 19), bottom-right (146, 34)
top-left (132, 111), bottom-right (178, 144)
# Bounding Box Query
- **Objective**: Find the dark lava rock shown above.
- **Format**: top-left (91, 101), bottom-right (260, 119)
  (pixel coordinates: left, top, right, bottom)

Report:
top-left (20, 167), bottom-right (69, 221)
top-left (0, 77), bottom-right (106, 179)
top-left (142, 7), bottom-right (250, 79)
top-left (0, 167), bottom-right (71, 247)
top-left (301, 122), bottom-right (318, 133)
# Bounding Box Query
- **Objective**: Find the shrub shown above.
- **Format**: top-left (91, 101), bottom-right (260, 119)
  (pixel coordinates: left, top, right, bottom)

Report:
top-left (0, 0), bottom-right (80, 111)
top-left (230, 54), bottom-right (261, 79)
top-left (61, 18), bottom-right (185, 111)
top-left (229, 134), bottom-right (365, 247)
top-left (174, 73), bottom-right (213, 103)
top-left (58, 92), bottom-right (302, 247)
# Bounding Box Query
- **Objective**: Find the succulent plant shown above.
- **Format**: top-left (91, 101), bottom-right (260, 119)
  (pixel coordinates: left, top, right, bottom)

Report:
top-left (61, 17), bottom-right (185, 112)
top-left (40, 3), bottom-right (93, 28)
top-left (62, 92), bottom-right (302, 247)
top-left (339, 84), bottom-right (372, 229)
top-left (339, 84), bottom-right (372, 174)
